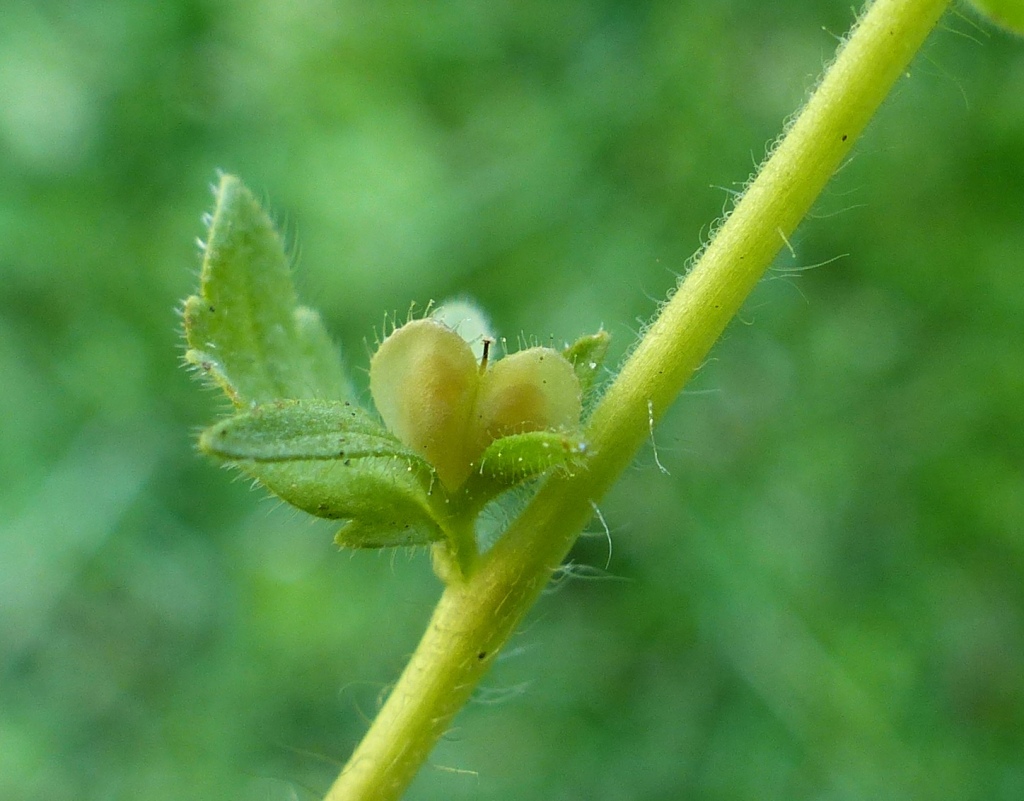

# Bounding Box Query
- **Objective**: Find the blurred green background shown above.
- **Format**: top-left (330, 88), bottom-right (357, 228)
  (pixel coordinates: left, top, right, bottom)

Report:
top-left (1, 1), bottom-right (1022, 799)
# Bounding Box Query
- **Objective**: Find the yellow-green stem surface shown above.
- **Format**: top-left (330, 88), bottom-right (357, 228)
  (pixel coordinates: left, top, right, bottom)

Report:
top-left (325, 0), bottom-right (950, 798)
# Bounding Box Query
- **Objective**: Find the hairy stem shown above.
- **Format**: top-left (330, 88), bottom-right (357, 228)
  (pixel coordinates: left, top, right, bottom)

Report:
top-left (325, 1), bottom-right (950, 798)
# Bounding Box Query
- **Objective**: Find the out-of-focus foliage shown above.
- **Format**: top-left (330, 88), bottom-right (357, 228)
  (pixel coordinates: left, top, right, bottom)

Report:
top-left (969, 0), bottom-right (1024, 36)
top-left (1, 1), bottom-right (1022, 799)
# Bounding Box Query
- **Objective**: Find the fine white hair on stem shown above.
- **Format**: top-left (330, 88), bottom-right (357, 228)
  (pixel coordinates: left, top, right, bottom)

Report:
top-left (590, 500), bottom-right (612, 570)
top-left (429, 762), bottom-right (480, 781)
top-left (648, 399), bottom-right (670, 475)
top-left (470, 682), bottom-right (533, 706)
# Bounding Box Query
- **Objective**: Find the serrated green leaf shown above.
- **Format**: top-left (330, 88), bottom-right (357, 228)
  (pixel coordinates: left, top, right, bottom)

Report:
top-left (183, 173), bottom-right (349, 405)
top-left (198, 399), bottom-right (424, 465)
top-left (562, 330), bottom-right (610, 396)
top-left (476, 430), bottom-right (587, 485)
top-left (294, 306), bottom-right (355, 400)
top-left (198, 399), bottom-right (442, 547)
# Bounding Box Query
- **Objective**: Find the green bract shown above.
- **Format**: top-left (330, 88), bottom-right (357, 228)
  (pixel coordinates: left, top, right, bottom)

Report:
top-left (183, 175), bottom-right (605, 576)
top-left (561, 329), bottom-right (611, 397)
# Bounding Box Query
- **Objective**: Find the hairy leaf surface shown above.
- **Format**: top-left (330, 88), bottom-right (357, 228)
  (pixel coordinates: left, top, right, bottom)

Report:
top-left (183, 174), bottom-right (350, 405)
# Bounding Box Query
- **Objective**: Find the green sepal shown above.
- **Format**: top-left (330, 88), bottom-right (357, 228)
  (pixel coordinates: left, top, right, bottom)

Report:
top-left (183, 173), bottom-right (351, 405)
top-left (562, 330), bottom-right (610, 396)
top-left (475, 430), bottom-right (587, 485)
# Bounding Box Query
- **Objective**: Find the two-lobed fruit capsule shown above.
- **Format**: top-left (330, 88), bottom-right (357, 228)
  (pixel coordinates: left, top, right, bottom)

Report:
top-left (370, 318), bottom-right (582, 490)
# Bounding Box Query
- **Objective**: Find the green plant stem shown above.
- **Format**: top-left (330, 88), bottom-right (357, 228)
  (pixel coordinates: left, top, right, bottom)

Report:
top-left (324, 1), bottom-right (950, 798)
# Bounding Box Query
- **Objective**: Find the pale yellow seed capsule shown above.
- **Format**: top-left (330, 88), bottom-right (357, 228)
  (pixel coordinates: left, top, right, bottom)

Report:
top-left (473, 347), bottom-right (582, 448)
top-left (371, 317), bottom-right (583, 491)
top-left (370, 319), bottom-right (479, 490)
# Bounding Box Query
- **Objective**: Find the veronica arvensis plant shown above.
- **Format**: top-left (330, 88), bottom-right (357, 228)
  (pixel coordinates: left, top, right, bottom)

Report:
top-left (180, 1), bottom-right (1021, 797)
